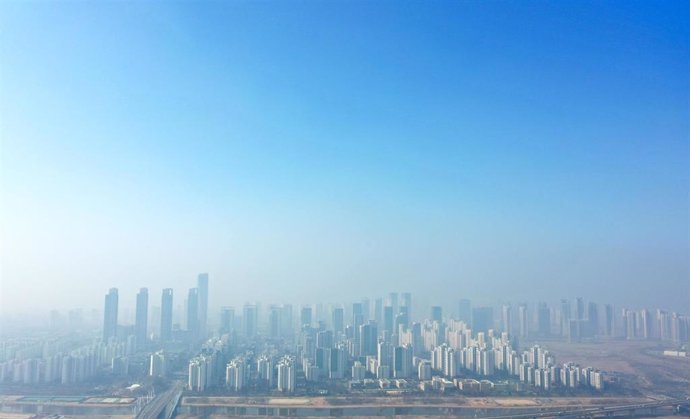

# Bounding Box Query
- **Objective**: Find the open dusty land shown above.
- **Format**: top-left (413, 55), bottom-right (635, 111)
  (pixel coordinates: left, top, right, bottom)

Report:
top-left (532, 339), bottom-right (690, 396)
top-left (176, 395), bottom-right (675, 419)
top-left (182, 395), bottom-right (652, 408)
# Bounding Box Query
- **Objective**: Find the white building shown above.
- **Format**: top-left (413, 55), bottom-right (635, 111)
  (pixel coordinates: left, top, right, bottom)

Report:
top-left (277, 357), bottom-right (296, 393)
top-left (225, 358), bottom-right (246, 391)
top-left (149, 351), bottom-right (166, 377)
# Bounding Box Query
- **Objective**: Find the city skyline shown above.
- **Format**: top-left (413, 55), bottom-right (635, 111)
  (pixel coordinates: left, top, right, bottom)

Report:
top-left (1, 1), bottom-right (688, 417)
top-left (1, 1), bottom-right (688, 315)
top-left (50, 275), bottom-right (690, 347)
top-left (4, 278), bottom-right (688, 324)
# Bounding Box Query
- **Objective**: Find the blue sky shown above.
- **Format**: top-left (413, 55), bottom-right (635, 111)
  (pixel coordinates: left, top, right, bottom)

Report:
top-left (1, 1), bottom-right (688, 315)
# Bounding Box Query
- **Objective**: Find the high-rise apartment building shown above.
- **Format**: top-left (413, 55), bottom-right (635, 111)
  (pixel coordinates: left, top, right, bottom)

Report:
top-left (518, 304), bottom-right (529, 338)
top-left (622, 308), bottom-right (637, 339)
top-left (161, 288), bottom-right (173, 341)
top-left (277, 358), bottom-right (296, 393)
top-left (537, 302), bottom-right (550, 336)
top-left (431, 306), bottom-right (443, 324)
top-left (401, 292), bottom-right (412, 322)
top-left (281, 304), bottom-right (293, 337)
top-left (243, 304), bottom-right (258, 338)
top-left (225, 358), bottom-right (246, 391)
top-left (187, 288), bottom-right (199, 339)
top-left (576, 297), bottom-right (585, 320)
top-left (103, 288), bottom-right (118, 340)
top-left (149, 351), bottom-right (166, 377)
top-left (640, 309), bottom-right (652, 340)
top-left (332, 306), bottom-right (344, 334)
top-left (587, 302), bottom-right (599, 336)
top-left (374, 298), bottom-right (383, 326)
top-left (560, 299), bottom-right (571, 337)
top-left (197, 273), bottom-right (209, 338)
top-left (383, 306), bottom-right (394, 336)
top-left (501, 304), bottom-right (512, 335)
top-left (393, 344), bottom-right (413, 378)
top-left (472, 307), bottom-right (494, 333)
top-left (388, 292), bottom-right (399, 319)
top-left (269, 305), bottom-right (282, 338)
top-left (135, 288), bottom-right (148, 345)
top-left (300, 305), bottom-right (312, 328)
top-left (458, 299), bottom-right (472, 324)
top-left (220, 306), bottom-right (234, 334)
top-left (358, 321), bottom-right (377, 357)
top-left (604, 304), bottom-right (614, 336)
top-left (352, 302), bottom-right (364, 331)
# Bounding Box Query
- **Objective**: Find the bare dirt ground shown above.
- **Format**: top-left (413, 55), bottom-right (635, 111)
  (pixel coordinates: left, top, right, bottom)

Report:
top-left (530, 339), bottom-right (690, 396)
top-left (183, 395), bottom-right (649, 408)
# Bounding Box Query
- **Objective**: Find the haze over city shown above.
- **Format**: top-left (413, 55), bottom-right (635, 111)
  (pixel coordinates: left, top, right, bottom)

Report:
top-left (1, 2), bottom-right (690, 419)
top-left (1, 1), bottom-right (688, 316)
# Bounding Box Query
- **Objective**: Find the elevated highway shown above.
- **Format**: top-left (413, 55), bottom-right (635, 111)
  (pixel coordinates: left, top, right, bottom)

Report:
top-left (135, 381), bottom-right (183, 419)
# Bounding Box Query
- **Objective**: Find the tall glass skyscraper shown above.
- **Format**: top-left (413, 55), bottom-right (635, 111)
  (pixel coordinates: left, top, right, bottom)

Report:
top-left (161, 288), bottom-right (173, 342)
top-left (187, 287), bottom-right (199, 339)
top-left (135, 287), bottom-right (148, 345)
top-left (197, 273), bottom-right (209, 337)
top-left (103, 288), bottom-right (118, 340)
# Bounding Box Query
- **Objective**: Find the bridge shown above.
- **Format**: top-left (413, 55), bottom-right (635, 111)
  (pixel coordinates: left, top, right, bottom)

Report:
top-left (135, 381), bottom-right (184, 419)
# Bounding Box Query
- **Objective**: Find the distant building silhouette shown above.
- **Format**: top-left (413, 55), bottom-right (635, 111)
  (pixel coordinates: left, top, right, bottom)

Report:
top-left (103, 288), bottom-right (118, 340)
top-left (135, 287), bottom-right (148, 345)
top-left (472, 307), bottom-right (494, 334)
top-left (187, 287), bottom-right (199, 340)
top-left (197, 273), bottom-right (209, 337)
top-left (160, 288), bottom-right (173, 341)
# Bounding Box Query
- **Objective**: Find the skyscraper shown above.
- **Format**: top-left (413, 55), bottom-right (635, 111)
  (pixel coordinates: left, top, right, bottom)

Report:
top-left (623, 308), bottom-right (637, 339)
top-left (640, 309), bottom-right (652, 340)
top-left (398, 305), bottom-right (410, 329)
top-left (431, 306), bottom-right (443, 324)
top-left (472, 307), bottom-right (494, 333)
top-left (300, 305), bottom-right (313, 328)
top-left (576, 297), bottom-right (585, 320)
top-left (281, 304), bottom-right (293, 337)
top-left (277, 358), bottom-right (296, 393)
top-left (220, 306), bottom-right (234, 334)
top-left (361, 298), bottom-right (370, 323)
top-left (135, 288), bottom-right (148, 345)
top-left (269, 305), bottom-right (282, 338)
top-left (161, 288), bottom-right (173, 342)
top-left (374, 298), bottom-right (383, 326)
top-left (187, 288), bottom-right (199, 339)
top-left (588, 302), bottom-right (599, 336)
top-left (401, 292), bottom-right (412, 322)
top-left (358, 321), bottom-right (378, 357)
top-left (560, 299), bottom-right (571, 337)
top-left (317, 330), bottom-right (334, 348)
top-left (393, 344), bottom-right (413, 378)
top-left (352, 302), bottom-right (364, 331)
top-left (501, 304), bottom-right (512, 335)
top-left (103, 288), bottom-right (118, 340)
top-left (537, 302), bottom-right (550, 336)
top-left (197, 273), bottom-right (209, 338)
top-left (604, 304), bottom-right (614, 336)
top-left (328, 347), bottom-right (346, 379)
top-left (383, 306), bottom-right (394, 336)
top-left (518, 304), bottom-right (529, 338)
top-left (458, 299), bottom-right (472, 324)
top-left (388, 292), bottom-right (399, 319)
top-left (332, 307), bottom-right (344, 334)
top-left (243, 304), bottom-right (258, 338)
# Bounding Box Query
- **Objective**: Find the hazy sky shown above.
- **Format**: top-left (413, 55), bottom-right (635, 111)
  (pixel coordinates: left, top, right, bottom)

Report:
top-left (1, 1), bottom-right (688, 315)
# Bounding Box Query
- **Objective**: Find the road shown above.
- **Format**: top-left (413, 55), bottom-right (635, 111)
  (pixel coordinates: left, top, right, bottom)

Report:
top-left (136, 381), bottom-right (184, 419)
top-left (483, 397), bottom-right (690, 418)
